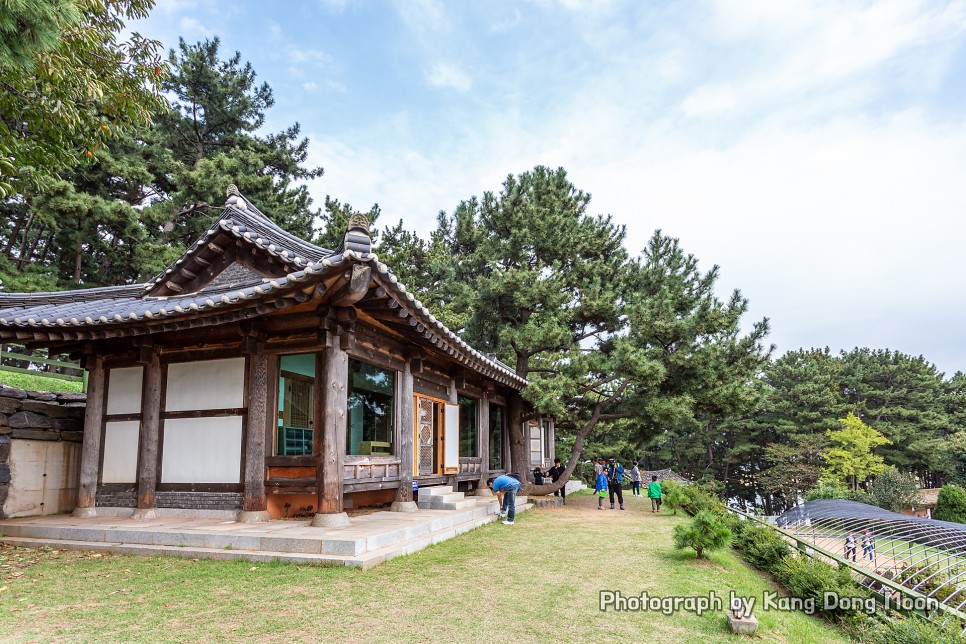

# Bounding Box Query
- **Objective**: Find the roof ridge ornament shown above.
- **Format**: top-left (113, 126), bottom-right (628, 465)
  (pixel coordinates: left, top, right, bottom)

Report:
top-left (225, 183), bottom-right (250, 212)
top-left (347, 214), bottom-right (370, 234)
top-left (343, 215), bottom-right (372, 258)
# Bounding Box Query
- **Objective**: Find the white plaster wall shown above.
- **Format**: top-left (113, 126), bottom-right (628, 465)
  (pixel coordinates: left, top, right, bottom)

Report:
top-left (102, 420), bottom-right (140, 483)
top-left (4, 440), bottom-right (81, 517)
top-left (444, 403), bottom-right (459, 471)
top-left (161, 416), bottom-right (242, 484)
top-left (165, 358), bottom-right (245, 412)
top-left (106, 366), bottom-right (144, 415)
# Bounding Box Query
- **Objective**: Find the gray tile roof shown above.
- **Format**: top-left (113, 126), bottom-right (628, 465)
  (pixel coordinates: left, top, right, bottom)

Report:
top-left (0, 186), bottom-right (526, 388)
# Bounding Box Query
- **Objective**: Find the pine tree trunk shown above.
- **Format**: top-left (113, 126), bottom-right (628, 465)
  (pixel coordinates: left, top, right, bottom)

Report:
top-left (74, 238), bottom-right (84, 284)
top-left (39, 230), bottom-right (55, 264)
top-left (4, 211), bottom-right (25, 256)
top-left (16, 223), bottom-right (45, 270)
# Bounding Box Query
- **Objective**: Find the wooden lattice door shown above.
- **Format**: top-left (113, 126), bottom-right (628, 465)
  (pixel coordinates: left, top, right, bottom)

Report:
top-left (416, 396), bottom-right (439, 476)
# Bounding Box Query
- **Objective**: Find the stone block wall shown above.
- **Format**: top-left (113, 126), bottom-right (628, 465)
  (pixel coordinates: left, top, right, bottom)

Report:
top-left (0, 385), bottom-right (86, 518)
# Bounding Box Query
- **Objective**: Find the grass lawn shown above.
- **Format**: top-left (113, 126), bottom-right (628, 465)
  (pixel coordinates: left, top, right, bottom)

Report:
top-left (0, 371), bottom-right (83, 393)
top-left (0, 492), bottom-right (850, 643)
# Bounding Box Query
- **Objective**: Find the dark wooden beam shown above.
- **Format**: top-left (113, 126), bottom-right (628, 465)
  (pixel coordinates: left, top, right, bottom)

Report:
top-left (329, 265), bottom-right (372, 306)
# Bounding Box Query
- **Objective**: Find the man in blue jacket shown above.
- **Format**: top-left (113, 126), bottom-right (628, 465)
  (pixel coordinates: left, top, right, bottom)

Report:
top-left (607, 458), bottom-right (625, 510)
top-left (488, 474), bottom-right (522, 525)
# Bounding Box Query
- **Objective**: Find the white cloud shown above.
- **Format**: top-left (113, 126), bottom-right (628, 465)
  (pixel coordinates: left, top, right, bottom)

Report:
top-left (178, 16), bottom-right (212, 38)
top-left (426, 63), bottom-right (472, 91)
top-left (303, 82), bottom-right (318, 92)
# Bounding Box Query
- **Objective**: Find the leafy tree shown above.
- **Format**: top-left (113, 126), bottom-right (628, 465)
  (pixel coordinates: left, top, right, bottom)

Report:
top-left (933, 484), bottom-right (966, 524)
top-left (803, 479), bottom-right (869, 503)
top-left (759, 434), bottom-right (826, 510)
top-left (673, 510), bottom-right (732, 558)
top-left (0, 0), bottom-right (167, 197)
top-left (823, 413), bottom-right (891, 490)
top-left (867, 466), bottom-right (922, 513)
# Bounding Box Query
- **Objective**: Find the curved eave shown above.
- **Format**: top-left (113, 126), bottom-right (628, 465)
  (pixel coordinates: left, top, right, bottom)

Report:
top-left (145, 202), bottom-right (334, 296)
top-left (366, 255), bottom-right (528, 390)
top-left (0, 257), bottom-right (350, 340)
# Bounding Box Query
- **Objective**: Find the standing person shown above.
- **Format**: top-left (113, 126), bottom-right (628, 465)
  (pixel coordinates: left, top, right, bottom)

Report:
top-left (594, 457), bottom-right (605, 477)
top-left (532, 467), bottom-right (545, 485)
top-left (647, 475), bottom-right (662, 513)
top-left (844, 533), bottom-right (858, 562)
top-left (630, 462), bottom-right (642, 496)
top-left (547, 457), bottom-right (567, 504)
top-left (607, 457), bottom-right (625, 510)
top-left (862, 530), bottom-right (875, 560)
top-left (595, 466), bottom-right (608, 510)
top-left (488, 474), bottom-right (522, 525)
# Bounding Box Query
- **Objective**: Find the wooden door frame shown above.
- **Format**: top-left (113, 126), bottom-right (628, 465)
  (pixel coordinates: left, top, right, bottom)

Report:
top-left (413, 393), bottom-right (447, 477)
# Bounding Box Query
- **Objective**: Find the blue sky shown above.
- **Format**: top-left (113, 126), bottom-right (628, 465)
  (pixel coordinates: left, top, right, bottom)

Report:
top-left (131, 0), bottom-right (966, 375)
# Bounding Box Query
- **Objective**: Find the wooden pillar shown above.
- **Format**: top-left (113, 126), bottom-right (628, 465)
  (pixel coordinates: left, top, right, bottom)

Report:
top-left (72, 355), bottom-right (104, 518)
top-left (132, 351), bottom-right (162, 520)
top-left (311, 333), bottom-right (350, 527)
top-left (239, 352), bottom-right (271, 522)
top-left (391, 360), bottom-right (416, 511)
top-left (475, 390), bottom-right (492, 496)
top-left (445, 378), bottom-right (459, 490)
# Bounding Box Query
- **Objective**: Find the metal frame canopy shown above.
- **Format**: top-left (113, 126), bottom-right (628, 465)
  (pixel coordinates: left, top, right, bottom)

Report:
top-left (776, 500), bottom-right (966, 622)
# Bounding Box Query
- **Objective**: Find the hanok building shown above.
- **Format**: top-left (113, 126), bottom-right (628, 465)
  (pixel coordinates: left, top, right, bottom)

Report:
top-left (0, 187), bottom-right (555, 526)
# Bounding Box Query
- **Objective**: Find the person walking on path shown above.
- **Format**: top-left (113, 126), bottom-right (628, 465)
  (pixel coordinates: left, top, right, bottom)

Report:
top-left (862, 530), bottom-right (875, 561)
top-left (630, 462), bottom-right (642, 496)
top-left (647, 475), bottom-right (662, 512)
top-left (488, 474), bottom-right (522, 525)
top-left (844, 533), bottom-right (858, 562)
top-left (595, 467), bottom-right (609, 510)
top-left (607, 457), bottom-right (625, 510)
top-left (547, 457), bottom-right (567, 504)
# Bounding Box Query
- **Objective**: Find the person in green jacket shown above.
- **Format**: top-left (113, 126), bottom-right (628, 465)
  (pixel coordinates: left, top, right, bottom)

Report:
top-left (647, 475), bottom-right (662, 512)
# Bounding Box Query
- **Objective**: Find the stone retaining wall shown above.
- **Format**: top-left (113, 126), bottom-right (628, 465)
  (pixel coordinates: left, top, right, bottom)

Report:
top-left (0, 385), bottom-right (86, 518)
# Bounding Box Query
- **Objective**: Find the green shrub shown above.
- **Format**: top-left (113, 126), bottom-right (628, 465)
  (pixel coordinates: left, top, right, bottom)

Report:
top-left (804, 480), bottom-right (871, 503)
top-left (673, 510), bottom-right (732, 559)
top-left (933, 485), bottom-right (966, 524)
top-left (666, 483), bottom-right (727, 517)
top-left (868, 467), bottom-right (923, 513)
top-left (661, 480), bottom-right (687, 515)
top-left (732, 523), bottom-right (791, 573)
top-left (777, 555), bottom-right (871, 622)
top-left (863, 614), bottom-right (965, 644)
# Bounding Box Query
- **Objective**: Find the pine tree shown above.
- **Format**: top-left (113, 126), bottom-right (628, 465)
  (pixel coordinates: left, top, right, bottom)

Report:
top-left (147, 38), bottom-right (323, 244)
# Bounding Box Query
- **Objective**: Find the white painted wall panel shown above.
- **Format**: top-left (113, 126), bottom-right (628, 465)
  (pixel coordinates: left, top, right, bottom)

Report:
top-left (102, 421), bottom-right (140, 483)
top-left (161, 416), bottom-right (242, 484)
top-left (165, 358), bottom-right (245, 412)
top-left (106, 366), bottom-right (143, 415)
top-left (444, 403), bottom-right (459, 471)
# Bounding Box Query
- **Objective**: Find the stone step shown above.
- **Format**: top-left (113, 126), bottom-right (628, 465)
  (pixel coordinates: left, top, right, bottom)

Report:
top-left (0, 495), bottom-right (515, 558)
top-left (416, 485), bottom-right (454, 501)
top-left (429, 492), bottom-right (465, 506)
top-left (0, 503), bottom-right (536, 570)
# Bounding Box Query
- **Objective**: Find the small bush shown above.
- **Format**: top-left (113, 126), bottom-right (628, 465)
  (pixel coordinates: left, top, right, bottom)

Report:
top-left (933, 485), bottom-right (966, 524)
top-left (732, 523), bottom-right (791, 573)
top-left (863, 614), bottom-right (965, 644)
top-left (777, 555), bottom-right (871, 622)
top-left (804, 480), bottom-right (870, 503)
top-left (666, 483), bottom-right (727, 517)
top-left (662, 480), bottom-right (687, 515)
top-left (868, 467), bottom-right (923, 513)
top-left (673, 510), bottom-right (732, 559)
